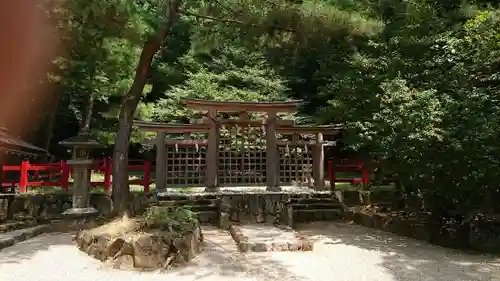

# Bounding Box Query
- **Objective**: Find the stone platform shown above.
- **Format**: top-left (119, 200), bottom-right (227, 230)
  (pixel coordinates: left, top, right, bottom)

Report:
top-left (229, 224), bottom-right (313, 252)
top-left (155, 186), bottom-right (344, 228)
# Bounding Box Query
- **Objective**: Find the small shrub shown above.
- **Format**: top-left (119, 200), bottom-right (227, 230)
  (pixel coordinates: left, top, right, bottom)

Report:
top-left (143, 206), bottom-right (197, 232)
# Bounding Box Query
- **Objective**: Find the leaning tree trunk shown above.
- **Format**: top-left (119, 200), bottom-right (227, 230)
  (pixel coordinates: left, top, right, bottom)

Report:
top-left (111, 0), bottom-right (181, 215)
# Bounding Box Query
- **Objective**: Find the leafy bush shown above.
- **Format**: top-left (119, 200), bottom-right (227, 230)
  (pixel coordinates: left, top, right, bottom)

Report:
top-left (143, 206), bottom-right (198, 232)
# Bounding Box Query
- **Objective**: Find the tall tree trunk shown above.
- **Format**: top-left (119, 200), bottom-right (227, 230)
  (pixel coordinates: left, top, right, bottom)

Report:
top-left (111, 0), bottom-right (181, 215)
top-left (81, 93), bottom-right (95, 131)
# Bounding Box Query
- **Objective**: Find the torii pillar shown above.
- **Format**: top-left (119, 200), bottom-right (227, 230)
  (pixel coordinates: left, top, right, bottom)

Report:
top-left (266, 111), bottom-right (280, 191)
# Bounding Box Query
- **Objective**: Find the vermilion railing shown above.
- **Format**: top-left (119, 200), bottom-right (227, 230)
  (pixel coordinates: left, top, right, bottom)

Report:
top-left (2, 158), bottom-right (366, 192)
top-left (327, 159), bottom-right (369, 186)
top-left (1, 158), bottom-right (152, 194)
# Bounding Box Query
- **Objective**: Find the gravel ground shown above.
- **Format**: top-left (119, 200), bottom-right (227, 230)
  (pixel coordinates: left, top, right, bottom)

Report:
top-left (0, 222), bottom-right (499, 281)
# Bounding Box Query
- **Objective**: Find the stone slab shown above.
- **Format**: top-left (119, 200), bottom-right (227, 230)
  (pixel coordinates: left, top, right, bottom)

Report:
top-left (0, 224), bottom-right (50, 250)
top-left (0, 220), bottom-right (37, 233)
top-left (157, 186), bottom-right (332, 197)
top-left (229, 224), bottom-right (313, 252)
top-left (62, 207), bottom-right (99, 217)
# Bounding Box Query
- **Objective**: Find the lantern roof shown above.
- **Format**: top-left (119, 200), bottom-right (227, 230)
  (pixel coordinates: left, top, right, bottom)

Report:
top-left (59, 130), bottom-right (103, 148)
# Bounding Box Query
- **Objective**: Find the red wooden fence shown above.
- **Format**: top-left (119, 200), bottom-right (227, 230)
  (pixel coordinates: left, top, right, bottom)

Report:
top-left (327, 159), bottom-right (369, 186)
top-left (1, 158), bottom-right (367, 193)
top-left (1, 158), bottom-right (151, 194)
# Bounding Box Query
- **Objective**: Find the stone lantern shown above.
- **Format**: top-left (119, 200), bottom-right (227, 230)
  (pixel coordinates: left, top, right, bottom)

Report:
top-left (59, 130), bottom-right (103, 217)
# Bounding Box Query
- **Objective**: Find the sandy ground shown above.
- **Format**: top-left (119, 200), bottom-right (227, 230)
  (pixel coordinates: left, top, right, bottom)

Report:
top-left (0, 222), bottom-right (499, 281)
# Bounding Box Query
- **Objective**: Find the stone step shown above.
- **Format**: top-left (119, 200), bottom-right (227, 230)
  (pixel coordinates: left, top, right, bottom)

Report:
top-left (290, 193), bottom-right (333, 199)
top-left (290, 198), bottom-right (340, 205)
top-left (291, 203), bottom-right (343, 210)
top-left (151, 204), bottom-right (217, 212)
top-left (156, 194), bottom-right (218, 201)
top-left (156, 199), bottom-right (218, 207)
top-left (292, 209), bottom-right (343, 223)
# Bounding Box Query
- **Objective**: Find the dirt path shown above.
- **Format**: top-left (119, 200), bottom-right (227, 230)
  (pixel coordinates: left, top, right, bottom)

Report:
top-left (0, 223), bottom-right (499, 281)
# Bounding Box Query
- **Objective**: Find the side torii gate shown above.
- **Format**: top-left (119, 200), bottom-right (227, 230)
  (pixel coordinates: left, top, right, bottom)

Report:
top-left (134, 99), bottom-right (341, 191)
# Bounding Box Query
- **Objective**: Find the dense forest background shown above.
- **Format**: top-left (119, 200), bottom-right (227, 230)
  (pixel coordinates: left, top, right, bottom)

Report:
top-left (13, 0), bottom-right (500, 216)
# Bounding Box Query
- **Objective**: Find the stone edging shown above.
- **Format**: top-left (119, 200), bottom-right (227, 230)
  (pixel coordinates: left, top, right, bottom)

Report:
top-left (344, 209), bottom-right (435, 240)
top-left (344, 209), bottom-right (500, 254)
top-left (0, 220), bottom-right (38, 233)
top-left (0, 224), bottom-right (51, 250)
top-left (229, 225), bottom-right (314, 252)
top-left (229, 225), bottom-right (249, 252)
top-left (0, 215), bottom-right (111, 251)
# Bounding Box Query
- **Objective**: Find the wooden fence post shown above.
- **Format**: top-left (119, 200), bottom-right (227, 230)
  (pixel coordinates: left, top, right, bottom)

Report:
top-left (19, 160), bottom-right (29, 193)
top-left (104, 157), bottom-right (112, 194)
top-left (143, 160), bottom-right (151, 194)
top-left (327, 160), bottom-right (333, 190)
top-left (361, 163), bottom-right (369, 187)
top-left (61, 160), bottom-right (70, 192)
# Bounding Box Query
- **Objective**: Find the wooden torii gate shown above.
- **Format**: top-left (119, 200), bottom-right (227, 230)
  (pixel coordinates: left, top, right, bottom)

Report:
top-left (134, 99), bottom-right (342, 191)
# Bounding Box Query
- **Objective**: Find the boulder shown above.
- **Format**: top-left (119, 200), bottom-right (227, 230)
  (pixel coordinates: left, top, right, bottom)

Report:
top-left (74, 215), bottom-right (203, 271)
top-left (132, 233), bottom-right (170, 269)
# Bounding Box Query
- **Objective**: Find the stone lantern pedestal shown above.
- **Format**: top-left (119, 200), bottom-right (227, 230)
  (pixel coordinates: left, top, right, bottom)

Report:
top-left (59, 131), bottom-right (103, 217)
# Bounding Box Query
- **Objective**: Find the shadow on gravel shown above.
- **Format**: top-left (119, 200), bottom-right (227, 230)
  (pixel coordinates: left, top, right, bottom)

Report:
top-left (6, 223), bottom-right (497, 281)
top-left (297, 222), bottom-right (500, 281)
top-left (0, 232), bottom-right (74, 264)
top-left (1, 228), bottom-right (303, 280)
top-left (168, 226), bottom-right (306, 281)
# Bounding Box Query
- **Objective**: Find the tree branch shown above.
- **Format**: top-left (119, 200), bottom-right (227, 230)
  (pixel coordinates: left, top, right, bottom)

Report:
top-left (179, 9), bottom-right (295, 32)
top-left (212, 0), bottom-right (237, 13)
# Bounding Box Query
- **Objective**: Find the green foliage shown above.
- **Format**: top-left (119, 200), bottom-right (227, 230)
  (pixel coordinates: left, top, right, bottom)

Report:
top-left (151, 45), bottom-right (289, 123)
top-left (42, 0), bottom-right (190, 153)
top-left (144, 206), bottom-right (198, 232)
top-left (317, 2), bottom-right (500, 215)
top-left (38, 0), bottom-right (500, 217)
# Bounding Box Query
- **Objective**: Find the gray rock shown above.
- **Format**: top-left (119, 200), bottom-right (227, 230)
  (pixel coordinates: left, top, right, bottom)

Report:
top-left (0, 237), bottom-right (14, 249)
top-left (219, 212), bottom-right (231, 229)
top-left (251, 242), bottom-right (268, 252)
top-left (133, 234), bottom-right (170, 269)
top-left (112, 254), bottom-right (134, 269)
